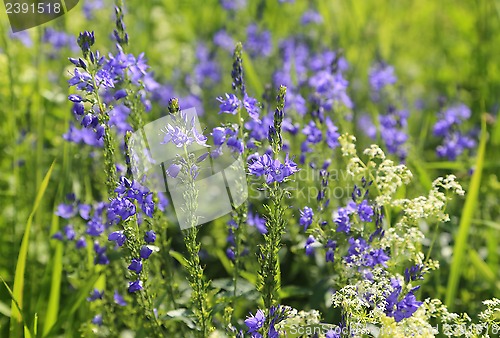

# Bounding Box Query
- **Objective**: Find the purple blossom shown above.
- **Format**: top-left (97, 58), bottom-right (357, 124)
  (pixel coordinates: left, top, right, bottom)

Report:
top-left (140, 246), bottom-right (153, 259)
top-left (305, 235), bottom-right (315, 256)
top-left (93, 242), bottom-right (109, 265)
top-left (369, 63), bottom-right (397, 92)
top-left (334, 204), bottom-right (355, 233)
top-left (299, 207), bottom-right (314, 231)
top-left (166, 163), bottom-right (181, 178)
top-left (357, 200), bottom-right (374, 222)
top-left (379, 107), bottom-right (408, 161)
top-left (325, 117), bottom-right (340, 149)
top-left (248, 153), bottom-right (299, 184)
top-left (285, 92), bottom-right (307, 116)
top-left (128, 279), bottom-right (143, 293)
top-left (56, 203), bottom-right (76, 219)
top-left (63, 225), bottom-right (76, 240)
top-left (192, 44), bottom-right (220, 84)
top-left (87, 288), bottom-right (104, 302)
top-left (358, 114), bottom-right (377, 139)
top-left (217, 93), bottom-right (240, 115)
top-left (63, 123), bottom-right (104, 147)
top-left (114, 290), bottom-right (127, 306)
top-left (128, 258), bottom-right (143, 274)
top-left (76, 237), bottom-right (87, 249)
top-left (433, 104), bottom-right (471, 136)
top-left (384, 279), bottom-right (422, 322)
top-left (107, 197), bottom-right (136, 223)
top-left (52, 232), bottom-right (63, 241)
top-left (243, 95), bottom-right (261, 121)
top-left (108, 230), bottom-right (126, 247)
top-left (248, 211), bottom-right (268, 234)
top-left (144, 230), bottom-right (156, 244)
top-left (220, 0), bottom-right (246, 11)
top-left (86, 219), bottom-right (105, 236)
top-left (211, 127), bottom-right (226, 146)
top-left (302, 121), bottom-right (322, 144)
top-left (325, 239), bottom-right (336, 263)
top-left (161, 110), bottom-right (208, 148)
top-left (245, 24), bottom-right (272, 58)
top-left (68, 68), bottom-right (93, 92)
top-left (301, 10), bottom-right (323, 25)
top-left (92, 314), bottom-right (103, 326)
top-left (244, 309), bottom-right (265, 335)
top-left (326, 330), bottom-right (341, 338)
top-left (43, 28), bottom-right (78, 52)
top-left (213, 30), bottom-right (235, 51)
top-left (345, 237), bottom-right (389, 268)
top-left (141, 193), bottom-right (155, 218)
top-left (405, 264), bottom-right (425, 283)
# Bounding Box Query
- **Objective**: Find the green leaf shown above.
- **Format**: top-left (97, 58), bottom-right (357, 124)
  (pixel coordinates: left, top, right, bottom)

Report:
top-left (278, 285), bottom-right (312, 299)
top-left (11, 161), bottom-right (55, 338)
top-left (169, 250), bottom-right (189, 269)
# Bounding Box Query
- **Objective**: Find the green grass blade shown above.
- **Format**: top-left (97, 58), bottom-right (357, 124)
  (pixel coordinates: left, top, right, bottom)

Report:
top-left (42, 241), bottom-right (63, 336)
top-left (242, 51), bottom-right (264, 96)
top-left (468, 249), bottom-right (495, 283)
top-left (43, 272), bottom-right (102, 338)
top-left (1, 276), bottom-right (34, 337)
top-left (445, 117), bottom-right (488, 309)
top-left (10, 161), bottom-right (55, 337)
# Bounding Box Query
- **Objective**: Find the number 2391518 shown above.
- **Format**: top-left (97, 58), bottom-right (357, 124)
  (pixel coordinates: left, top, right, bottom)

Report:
top-left (5, 2), bottom-right (61, 14)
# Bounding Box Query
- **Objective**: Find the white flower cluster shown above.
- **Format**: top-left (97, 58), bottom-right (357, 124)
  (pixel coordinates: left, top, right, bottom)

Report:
top-left (275, 307), bottom-right (322, 329)
top-left (392, 175), bottom-right (464, 225)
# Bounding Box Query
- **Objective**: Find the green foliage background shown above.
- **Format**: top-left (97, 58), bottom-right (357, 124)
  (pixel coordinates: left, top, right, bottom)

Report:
top-left (0, 0), bottom-right (499, 336)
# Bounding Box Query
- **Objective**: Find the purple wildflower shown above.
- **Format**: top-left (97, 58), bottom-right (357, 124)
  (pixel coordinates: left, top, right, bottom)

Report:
top-left (369, 63), bottom-right (397, 92)
top-left (128, 279), bottom-right (143, 293)
top-left (108, 231), bottom-right (126, 247)
top-left (114, 290), bottom-right (127, 306)
top-left (357, 200), bottom-right (374, 222)
top-left (140, 246), bottom-right (153, 259)
top-left (299, 207), bottom-right (314, 231)
top-left (144, 230), bottom-right (156, 244)
top-left (128, 258), bottom-right (143, 274)
top-left (305, 235), bottom-right (315, 256)
top-left (217, 93), bottom-right (240, 115)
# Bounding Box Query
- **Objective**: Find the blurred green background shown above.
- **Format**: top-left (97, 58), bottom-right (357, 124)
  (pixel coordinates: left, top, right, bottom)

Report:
top-left (0, 0), bottom-right (499, 336)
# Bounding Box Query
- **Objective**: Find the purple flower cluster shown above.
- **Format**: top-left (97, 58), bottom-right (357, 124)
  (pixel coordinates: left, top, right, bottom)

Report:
top-left (304, 235), bottom-right (316, 256)
top-left (344, 237), bottom-right (390, 270)
top-left (245, 24), bottom-right (272, 58)
top-left (244, 306), bottom-right (288, 338)
top-left (380, 107), bottom-right (409, 161)
top-left (384, 278), bottom-right (422, 322)
top-left (325, 239), bottom-right (336, 263)
top-left (433, 104), bottom-right (476, 160)
top-left (248, 153), bottom-right (299, 184)
top-left (108, 176), bottom-right (155, 224)
top-left (369, 62), bottom-right (397, 93)
top-left (43, 28), bottom-right (79, 54)
top-left (299, 206), bottom-right (314, 231)
top-left (211, 126), bottom-right (244, 155)
top-left (188, 43), bottom-right (221, 85)
top-left (248, 211), bottom-right (268, 234)
top-left (217, 93), bottom-right (261, 121)
top-left (160, 109), bottom-right (208, 148)
top-left (114, 228), bottom-right (156, 293)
